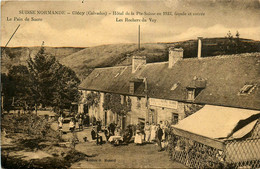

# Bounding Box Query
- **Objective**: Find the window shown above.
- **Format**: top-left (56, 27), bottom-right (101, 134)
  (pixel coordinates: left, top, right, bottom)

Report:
top-left (149, 109), bottom-right (157, 124)
top-left (120, 95), bottom-right (124, 104)
top-left (186, 77), bottom-right (206, 101)
top-left (138, 118), bottom-right (145, 129)
top-left (239, 84), bottom-right (255, 95)
top-left (129, 82), bottom-right (135, 94)
top-left (187, 89), bottom-right (195, 101)
top-left (172, 113), bottom-right (179, 125)
top-left (83, 91), bottom-right (87, 98)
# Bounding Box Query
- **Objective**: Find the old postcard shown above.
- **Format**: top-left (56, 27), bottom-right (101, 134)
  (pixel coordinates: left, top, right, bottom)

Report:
top-left (1, 0), bottom-right (260, 168)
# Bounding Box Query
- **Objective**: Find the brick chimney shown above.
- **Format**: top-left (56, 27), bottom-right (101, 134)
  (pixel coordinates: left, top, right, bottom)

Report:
top-left (197, 37), bottom-right (203, 59)
top-left (168, 47), bottom-right (184, 68)
top-left (132, 56), bottom-right (146, 73)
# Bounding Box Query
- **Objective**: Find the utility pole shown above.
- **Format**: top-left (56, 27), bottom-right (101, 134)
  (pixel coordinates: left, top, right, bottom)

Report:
top-left (1, 83), bottom-right (4, 113)
top-left (1, 24), bottom-right (20, 55)
top-left (1, 24), bottom-right (20, 113)
top-left (138, 25), bottom-right (140, 52)
top-left (143, 77), bottom-right (149, 123)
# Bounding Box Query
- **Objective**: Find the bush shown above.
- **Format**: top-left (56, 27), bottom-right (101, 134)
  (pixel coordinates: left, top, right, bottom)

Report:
top-left (2, 114), bottom-right (61, 141)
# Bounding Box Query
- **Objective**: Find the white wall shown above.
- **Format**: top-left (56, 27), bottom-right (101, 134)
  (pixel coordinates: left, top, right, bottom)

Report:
top-left (128, 96), bottom-right (147, 125)
top-left (79, 90), bottom-right (190, 126)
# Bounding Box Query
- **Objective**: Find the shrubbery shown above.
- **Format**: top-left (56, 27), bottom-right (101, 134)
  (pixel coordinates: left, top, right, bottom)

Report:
top-left (1, 114), bottom-right (89, 169)
top-left (2, 114), bottom-right (61, 142)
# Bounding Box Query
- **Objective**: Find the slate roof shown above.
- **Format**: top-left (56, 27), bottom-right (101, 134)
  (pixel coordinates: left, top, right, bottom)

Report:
top-left (79, 53), bottom-right (260, 110)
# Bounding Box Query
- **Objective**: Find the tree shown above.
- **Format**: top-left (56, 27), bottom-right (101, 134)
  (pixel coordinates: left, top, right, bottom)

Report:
top-left (27, 47), bottom-right (56, 108)
top-left (1, 73), bottom-right (15, 112)
top-left (85, 92), bottom-right (100, 107)
top-left (27, 46), bottom-right (80, 112)
top-left (235, 31), bottom-right (241, 53)
top-left (52, 62), bottom-right (80, 111)
top-left (8, 65), bottom-right (32, 109)
top-left (103, 93), bottom-right (131, 116)
top-left (235, 31), bottom-right (240, 39)
top-left (225, 31), bottom-right (235, 54)
top-left (226, 30), bottom-right (233, 40)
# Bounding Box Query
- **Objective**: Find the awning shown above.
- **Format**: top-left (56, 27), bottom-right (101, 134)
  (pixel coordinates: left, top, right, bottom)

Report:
top-left (173, 105), bottom-right (260, 139)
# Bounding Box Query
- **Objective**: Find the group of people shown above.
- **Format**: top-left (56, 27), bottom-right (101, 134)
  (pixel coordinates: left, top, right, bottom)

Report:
top-left (90, 123), bottom-right (133, 146)
top-left (134, 121), bottom-right (169, 151)
top-left (89, 120), bottom-right (169, 150)
top-left (58, 113), bottom-right (169, 151)
top-left (57, 113), bottom-right (86, 134)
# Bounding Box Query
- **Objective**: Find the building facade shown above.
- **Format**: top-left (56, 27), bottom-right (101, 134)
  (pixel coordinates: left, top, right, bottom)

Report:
top-left (78, 38), bottom-right (260, 128)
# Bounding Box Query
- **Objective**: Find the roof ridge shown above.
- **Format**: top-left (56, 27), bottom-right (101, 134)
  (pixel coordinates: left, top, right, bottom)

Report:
top-left (145, 61), bottom-right (168, 66)
top-left (95, 65), bottom-right (130, 70)
top-left (183, 52), bottom-right (260, 61)
top-left (91, 52), bottom-right (260, 70)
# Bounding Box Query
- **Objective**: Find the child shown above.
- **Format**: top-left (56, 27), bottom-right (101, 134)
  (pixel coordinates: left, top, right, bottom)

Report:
top-left (58, 115), bottom-right (64, 130)
top-left (69, 118), bottom-right (75, 133)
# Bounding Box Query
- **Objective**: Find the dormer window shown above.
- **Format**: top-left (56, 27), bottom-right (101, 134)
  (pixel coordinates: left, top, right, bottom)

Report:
top-left (187, 89), bottom-right (195, 101)
top-left (239, 84), bottom-right (256, 95)
top-left (129, 82), bottom-right (135, 94)
top-left (186, 77), bottom-right (207, 101)
top-left (129, 78), bottom-right (144, 94)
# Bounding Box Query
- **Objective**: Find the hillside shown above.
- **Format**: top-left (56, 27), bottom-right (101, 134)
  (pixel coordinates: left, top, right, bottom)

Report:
top-left (1, 37), bottom-right (260, 79)
top-left (1, 47), bottom-right (84, 73)
top-left (60, 37), bottom-right (260, 79)
top-left (59, 43), bottom-right (169, 80)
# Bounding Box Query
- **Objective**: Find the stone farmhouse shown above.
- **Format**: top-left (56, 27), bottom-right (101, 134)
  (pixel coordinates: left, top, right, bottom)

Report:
top-left (78, 38), bottom-right (260, 128)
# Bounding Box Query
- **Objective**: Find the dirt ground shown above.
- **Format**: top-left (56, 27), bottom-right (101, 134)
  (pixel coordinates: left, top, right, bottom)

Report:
top-left (59, 124), bottom-right (187, 168)
top-left (2, 119), bottom-right (186, 169)
top-left (71, 141), bottom-right (187, 168)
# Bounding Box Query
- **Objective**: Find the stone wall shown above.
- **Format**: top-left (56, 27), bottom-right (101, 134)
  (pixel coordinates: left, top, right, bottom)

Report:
top-left (78, 89), bottom-right (203, 126)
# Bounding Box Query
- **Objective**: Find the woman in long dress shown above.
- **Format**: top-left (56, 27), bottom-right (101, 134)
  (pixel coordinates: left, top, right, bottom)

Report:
top-left (144, 122), bottom-right (151, 143)
top-left (134, 129), bottom-right (143, 145)
top-left (150, 122), bottom-right (157, 142)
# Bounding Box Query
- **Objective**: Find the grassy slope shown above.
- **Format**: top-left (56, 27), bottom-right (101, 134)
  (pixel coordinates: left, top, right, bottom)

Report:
top-left (61, 38), bottom-right (260, 79)
top-left (1, 47), bottom-right (84, 73)
top-left (2, 38), bottom-right (260, 79)
top-left (59, 43), bottom-right (169, 79)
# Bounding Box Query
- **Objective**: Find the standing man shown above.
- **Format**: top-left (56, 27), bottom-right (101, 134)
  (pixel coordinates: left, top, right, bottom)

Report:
top-left (109, 123), bottom-right (115, 136)
top-left (104, 126), bottom-right (110, 141)
top-left (157, 124), bottom-right (163, 151)
top-left (78, 113), bottom-right (83, 131)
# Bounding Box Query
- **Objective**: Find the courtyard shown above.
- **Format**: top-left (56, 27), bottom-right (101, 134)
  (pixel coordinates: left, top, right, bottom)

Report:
top-left (1, 114), bottom-right (186, 168)
top-left (59, 123), bottom-right (187, 168)
top-left (72, 139), bottom-right (186, 168)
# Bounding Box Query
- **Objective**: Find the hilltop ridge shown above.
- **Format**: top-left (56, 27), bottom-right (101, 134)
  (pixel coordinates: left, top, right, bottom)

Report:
top-left (1, 37), bottom-right (259, 79)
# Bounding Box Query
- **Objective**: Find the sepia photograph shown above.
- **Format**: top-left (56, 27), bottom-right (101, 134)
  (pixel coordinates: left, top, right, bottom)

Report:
top-left (1, 0), bottom-right (260, 168)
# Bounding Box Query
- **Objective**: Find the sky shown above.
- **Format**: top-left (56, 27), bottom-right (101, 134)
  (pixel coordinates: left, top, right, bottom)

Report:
top-left (1, 0), bottom-right (260, 47)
